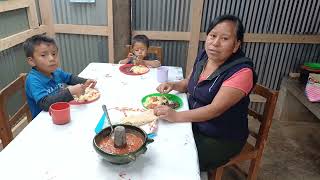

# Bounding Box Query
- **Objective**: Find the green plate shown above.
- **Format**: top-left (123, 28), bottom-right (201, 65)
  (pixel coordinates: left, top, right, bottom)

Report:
top-left (304, 62), bottom-right (320, 70)
top-left (141, 93), bottom-right (183, 110)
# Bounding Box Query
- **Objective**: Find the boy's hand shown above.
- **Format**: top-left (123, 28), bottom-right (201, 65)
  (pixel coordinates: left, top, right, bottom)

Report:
top-left (67, 84), bottom-right (86, 96)
top-left (127, 53), bottom-right (134, 59)
top-left (135, 56), bottom-right (146, 66)
top-left (84, 79), bottom-right (97, 88)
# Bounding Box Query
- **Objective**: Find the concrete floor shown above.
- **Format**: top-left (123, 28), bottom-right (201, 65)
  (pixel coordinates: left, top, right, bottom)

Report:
top-left (201, 117), bottom-right (320, 180)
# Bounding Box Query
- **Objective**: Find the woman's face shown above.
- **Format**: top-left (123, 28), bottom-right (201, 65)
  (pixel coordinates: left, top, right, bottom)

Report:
top-left (205, 20), bottom-right (241, 63)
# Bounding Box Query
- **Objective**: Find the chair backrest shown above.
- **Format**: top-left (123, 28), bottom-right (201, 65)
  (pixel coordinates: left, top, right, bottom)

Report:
top-left (126, 45), bottom-right (163, 64)
top-left (248, 84), bottom-right (278, 153)
top-left (0, 73), bottom-right (32, 148)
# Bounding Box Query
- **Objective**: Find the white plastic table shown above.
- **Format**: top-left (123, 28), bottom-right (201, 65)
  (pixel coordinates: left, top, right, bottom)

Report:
top-left (0, 63), bottom-right (200, 180)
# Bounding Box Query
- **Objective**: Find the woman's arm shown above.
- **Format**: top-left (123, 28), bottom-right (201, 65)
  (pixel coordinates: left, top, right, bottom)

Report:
top-left (157, 70), bottom-right (192, 93)
top-left (177, 86), bottom-right (246, 122)
top-left (155, 86), bottom-right (246, 122)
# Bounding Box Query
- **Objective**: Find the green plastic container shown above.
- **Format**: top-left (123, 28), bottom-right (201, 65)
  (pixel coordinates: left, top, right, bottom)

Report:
top-left (304, 62), bottom-right (320, 70)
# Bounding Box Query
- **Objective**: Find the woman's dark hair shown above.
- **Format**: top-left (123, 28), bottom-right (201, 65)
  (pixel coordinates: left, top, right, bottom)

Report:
top-left (206, 15), bottom-right (245, 42)
top-left (132, 35), bottom-right (150, 48)
top-left (23, 35), bottom-right (57, 57)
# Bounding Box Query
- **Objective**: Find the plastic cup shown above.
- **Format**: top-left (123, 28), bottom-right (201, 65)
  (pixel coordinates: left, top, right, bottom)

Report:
top-left (157, 67), bottom-right (168, 83)
top-left (49, 102), bottom-right (71, 125)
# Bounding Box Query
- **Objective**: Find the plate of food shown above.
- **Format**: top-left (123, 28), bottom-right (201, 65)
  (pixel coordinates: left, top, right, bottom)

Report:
top-left (69, 87), bottom-right (100, 105)
top-left (141, 93), bottom-right (183, 110)
top-left (119, 64), bottom-right (149, 75)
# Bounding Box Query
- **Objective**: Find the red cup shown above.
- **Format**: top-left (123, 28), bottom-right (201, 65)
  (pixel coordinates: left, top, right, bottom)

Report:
top-left (49, 102), bottom-right (71, 125)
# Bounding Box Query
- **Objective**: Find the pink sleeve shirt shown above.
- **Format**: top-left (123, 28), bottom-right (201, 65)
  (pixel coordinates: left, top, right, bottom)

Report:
top-left (222, 68), bottom-right (253, 95)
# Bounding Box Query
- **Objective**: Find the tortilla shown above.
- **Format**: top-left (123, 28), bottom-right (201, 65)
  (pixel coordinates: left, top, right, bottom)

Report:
top-left (121, 109), bottom-right (158, 126)
top-left (73, 87), bottom-right (100, 102)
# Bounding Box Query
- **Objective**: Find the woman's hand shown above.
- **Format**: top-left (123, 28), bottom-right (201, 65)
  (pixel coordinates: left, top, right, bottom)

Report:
top-left (84, 79), bottom-right (97, 88)
top-left (156, 82), bottom-right (174, 93)
top-left (153, 105), bottom-right (180, 122)
top-left (67, 84), bottom-right (86, 96)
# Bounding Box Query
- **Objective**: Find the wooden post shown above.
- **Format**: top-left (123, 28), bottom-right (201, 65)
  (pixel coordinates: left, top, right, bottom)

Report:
top-left (38, 0), bottom-right (55, 37)
top-left (26, 0), bottom-right (39, 29)
top-left (107, 0), bottom-right (115, 63)
top-left (186, 0), bottom-right (204, 75)
top-left (112, 0), bottom-right (131, 63)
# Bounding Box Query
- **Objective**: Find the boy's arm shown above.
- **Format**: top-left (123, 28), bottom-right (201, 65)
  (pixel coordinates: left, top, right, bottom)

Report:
top-left (119, 58), bottom-right (131, 64)
top-left (144, 60), bottom-right (161, 68)
top-left (68, 74), bottom-right (87, 85)
top-left (38, 89), bottom-right (74, 111)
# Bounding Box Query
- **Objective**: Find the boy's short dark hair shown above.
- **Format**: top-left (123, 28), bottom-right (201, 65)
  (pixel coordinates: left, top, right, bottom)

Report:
top-left (132, 35), bottom-right (150, 48)
top-left (23, 35), bottom-right (57, 57)
top-left (206, 14), bottom-right (245, 43)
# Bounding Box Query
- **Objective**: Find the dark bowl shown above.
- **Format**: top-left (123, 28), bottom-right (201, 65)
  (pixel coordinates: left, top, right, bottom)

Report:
top-left (93, 124), bottom-right (154, 164)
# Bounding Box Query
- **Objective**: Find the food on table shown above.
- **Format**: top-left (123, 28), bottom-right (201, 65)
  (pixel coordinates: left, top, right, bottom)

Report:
top-left (73, 87), bottom-right (100, 102)
top-left (121, 109), bottom-right (158, 126)
top-left (99, 132), bottom-right (143, 155)
top-left (129, 65), bottom-right (149, 74)
top-left (143, 96), bottom-right (179, 109)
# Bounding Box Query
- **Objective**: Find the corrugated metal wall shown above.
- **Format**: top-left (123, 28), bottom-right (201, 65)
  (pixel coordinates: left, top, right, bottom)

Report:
top-left (0, 9), bottom-right (29, 39)
top-left (53, 0), bottom-right (107, 25)
top-left (133, 0), bottom-right (320, 89)
top-left (0, 45), bottom-right (30, 89)
top-left (0, 45), bottom-right (31, 115)
top-left (52, 0), bottom-right (109, 74)
top-left (55, 34), bottom-right (108, 74)
top-left (132, 0), bottom-right (191, 75)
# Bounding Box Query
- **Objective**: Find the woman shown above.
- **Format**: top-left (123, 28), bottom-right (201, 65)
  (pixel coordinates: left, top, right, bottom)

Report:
top-left (154, 15), bottom-right (257, 171)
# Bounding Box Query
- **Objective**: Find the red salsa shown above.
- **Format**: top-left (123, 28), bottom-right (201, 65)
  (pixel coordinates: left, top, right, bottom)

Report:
top-left (99, 133), bottom-right (143, 155)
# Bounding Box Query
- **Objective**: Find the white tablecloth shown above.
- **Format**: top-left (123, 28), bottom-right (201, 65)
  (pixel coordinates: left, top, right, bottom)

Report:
top-left (0, 63), bottom-right (200, 180)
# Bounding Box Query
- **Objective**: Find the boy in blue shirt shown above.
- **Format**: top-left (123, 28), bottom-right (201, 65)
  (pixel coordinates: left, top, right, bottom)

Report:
top-left (24, 35), bottom-right (96, 119)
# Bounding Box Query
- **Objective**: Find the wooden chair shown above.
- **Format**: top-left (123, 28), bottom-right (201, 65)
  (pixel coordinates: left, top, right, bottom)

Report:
top-left (126, 45), bottom-right (163, 64)
top-left (0, 73), bottom-right (32, 149)
top-left (209, 84), bottom-right (279, 180)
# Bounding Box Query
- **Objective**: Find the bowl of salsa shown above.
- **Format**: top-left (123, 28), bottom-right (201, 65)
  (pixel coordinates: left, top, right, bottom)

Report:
top-left (93, 124), bottom-right (154, 164)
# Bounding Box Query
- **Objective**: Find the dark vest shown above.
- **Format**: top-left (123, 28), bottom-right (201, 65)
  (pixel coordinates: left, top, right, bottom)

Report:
top-left (188, 49), bottom-right (257, 141)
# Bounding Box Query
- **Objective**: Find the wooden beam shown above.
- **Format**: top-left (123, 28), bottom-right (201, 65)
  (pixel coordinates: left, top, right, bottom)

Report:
top-left (54, 24), bottom-right (110, 36)
top-left (38, 0), bottom-right (54, 37)
top-left (0, 25), bottom-right (47, 51)
top-left (186, 0), bottom-right (204, 75)
top-left (0, 0), bottom-right (30, 13)
top-left (132, 31), bottom-right (190, 41)
top-left (27, 0), bottom-right (39, 29)
top-left (107, 0), bottom-right (114, 63)
top-left (250, 94), bottom-right (267, 103)
top-left (200, 32), bottom-right (320, 44)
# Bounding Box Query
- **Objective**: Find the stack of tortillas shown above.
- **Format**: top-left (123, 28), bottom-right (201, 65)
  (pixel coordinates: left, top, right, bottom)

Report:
top-left (121, 109), bottom-right (158, 126)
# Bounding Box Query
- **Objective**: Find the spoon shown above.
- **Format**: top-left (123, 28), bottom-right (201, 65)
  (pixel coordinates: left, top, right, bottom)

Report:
top-left (102, 105), bottom-right (114, 138)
